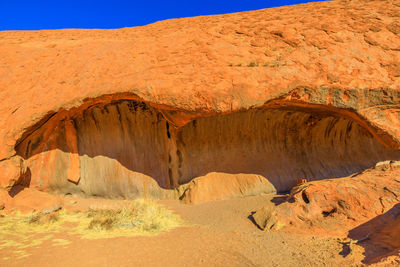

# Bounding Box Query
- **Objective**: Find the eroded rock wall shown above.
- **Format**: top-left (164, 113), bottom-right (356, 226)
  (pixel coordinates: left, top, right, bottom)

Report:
top-left (14, 99), bottom-right (400, 199)
top-left (16, 100), bottom-right (175, 199)
top-left (176, 107), bottom-right (400, 191)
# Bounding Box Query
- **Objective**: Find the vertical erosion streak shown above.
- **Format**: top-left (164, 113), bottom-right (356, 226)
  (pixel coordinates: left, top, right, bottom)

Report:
top-left (16, 100), bottom-right (174, 199)
top-left (14, 100), bottom-right (400, 197)
top-left (165, 121), bottom-right (180, 188)
top-left (73, 101), bottom-right (171, 198)
top-left (176, 108), bottom-right (400, 192)
top-left (64, 118), bottom-right (80, 184)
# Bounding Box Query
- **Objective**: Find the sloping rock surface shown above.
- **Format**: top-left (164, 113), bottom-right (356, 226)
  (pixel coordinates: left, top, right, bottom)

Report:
top-left (251, 162), bottom-right (400, 263)
top-left (253, 162), bottom-right (400, 234)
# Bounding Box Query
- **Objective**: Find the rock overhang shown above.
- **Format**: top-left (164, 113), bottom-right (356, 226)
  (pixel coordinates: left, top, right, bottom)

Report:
top-left (7, 94), bottom-right (400, 198)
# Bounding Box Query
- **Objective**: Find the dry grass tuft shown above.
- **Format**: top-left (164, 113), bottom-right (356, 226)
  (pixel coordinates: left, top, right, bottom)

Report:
top-left (27, 212), bottom-right (59, 225)
top-left (82, 199), bottom-right (182, 235)
top-left (0, 198), bottom-right (181, 239)
top-left (0, 199), bottom-right (182, 259)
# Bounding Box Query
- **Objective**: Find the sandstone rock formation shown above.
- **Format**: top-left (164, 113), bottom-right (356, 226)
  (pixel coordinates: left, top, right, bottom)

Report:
top-left (252, 162), bottom-right (400, 233)
top-left (0, 155), bottom-right (29, 191)
top-left (250, 162), bottom-right (400, 263)
top-left (179, 173), bottom-right (276, 204)
top-left (0, 0), bottom-right (400, 201)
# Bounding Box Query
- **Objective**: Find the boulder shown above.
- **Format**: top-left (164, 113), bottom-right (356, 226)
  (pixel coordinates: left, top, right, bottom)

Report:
top-left (179, 173), bottom-right (276, 204)
top-left (252, 206), bottom-right (278, 231)
top-left (0, 155), bottom-right (28, 191)
top-left (255, 167), bottom-right (400, 235)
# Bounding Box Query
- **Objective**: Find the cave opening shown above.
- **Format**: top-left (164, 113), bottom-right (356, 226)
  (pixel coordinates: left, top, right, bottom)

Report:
top-left (15, 99), bottom-right (400, 199)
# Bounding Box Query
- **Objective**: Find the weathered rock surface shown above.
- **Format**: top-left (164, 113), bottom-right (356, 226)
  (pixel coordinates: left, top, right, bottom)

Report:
top-left (253, 162), bottom-right (400, 233)
top-left (0, 187), bottom-right (62, 213)
top-left (13, 98), bottom-right (400, 199)
top-left (0, 155), bottom-right (29, 191)
top-left (0, 0), bottom-right (400, 199)
top-left (252, 206), bottom-right (279, 231)
top-left (179, 173), bottom-right (276, 204)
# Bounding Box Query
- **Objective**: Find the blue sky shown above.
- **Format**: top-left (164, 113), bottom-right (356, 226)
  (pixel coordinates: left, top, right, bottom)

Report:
top-left (0, 0), bottom-right (324, 31)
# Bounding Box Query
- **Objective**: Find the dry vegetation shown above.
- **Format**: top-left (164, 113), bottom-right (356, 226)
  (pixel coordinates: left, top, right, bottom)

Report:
top-left (85, 199), bottom-right (182, 234)
top-left (0, 199), bottom-right (182, 260)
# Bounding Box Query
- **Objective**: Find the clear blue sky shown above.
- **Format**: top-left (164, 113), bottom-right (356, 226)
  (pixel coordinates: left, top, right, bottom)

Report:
top-left (0, 0), bottom-right (324, 31)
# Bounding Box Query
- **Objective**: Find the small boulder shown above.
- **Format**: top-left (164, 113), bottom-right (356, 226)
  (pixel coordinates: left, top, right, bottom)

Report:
top-left (252, 206), bottom-right (278, 231)
top-left (375, 160), bottom-right (392, 171)
top-left (0, 155), bottom-right (28, 191)
top-left (179, 172), bottom-right (276, 204)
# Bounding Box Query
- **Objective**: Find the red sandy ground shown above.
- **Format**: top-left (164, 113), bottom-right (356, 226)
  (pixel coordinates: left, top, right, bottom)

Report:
top-left (0, 193), bottom-right (393, 267)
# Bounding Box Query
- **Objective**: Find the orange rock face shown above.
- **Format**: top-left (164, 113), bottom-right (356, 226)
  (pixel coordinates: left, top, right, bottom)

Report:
top-left (0, 0), bottom-right (400, 200)
top-left (179, 173), bottom-right (276, 204)
top-left (0, 156), bottom-right (29, 191)
top-left (253, 162), bottom-right (400, 234)
top-left (251, 161), bottom-right (400, 262)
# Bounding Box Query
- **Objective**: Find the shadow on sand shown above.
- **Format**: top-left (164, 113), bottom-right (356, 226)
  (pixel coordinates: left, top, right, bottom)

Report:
top-left (345, 203), bottom-right (400, 264)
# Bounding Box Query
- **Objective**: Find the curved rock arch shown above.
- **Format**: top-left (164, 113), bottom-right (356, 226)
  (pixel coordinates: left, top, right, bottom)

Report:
top-left (13, 94), bottom-right (400, 199)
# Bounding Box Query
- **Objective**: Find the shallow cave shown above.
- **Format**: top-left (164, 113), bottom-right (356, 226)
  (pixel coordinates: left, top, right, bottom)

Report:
top-left (15, 99), bottom-right (400, 199)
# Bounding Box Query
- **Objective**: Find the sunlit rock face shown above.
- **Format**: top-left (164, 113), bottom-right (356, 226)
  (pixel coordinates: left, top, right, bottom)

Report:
top-left (1, 0), bottom-right (400, 201)
top-left (15, 99), bottom-right (400, 199)
top-left (16, 100), bottom-right (174, 199)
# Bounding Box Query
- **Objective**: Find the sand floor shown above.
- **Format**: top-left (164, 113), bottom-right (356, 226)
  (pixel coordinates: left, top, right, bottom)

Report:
top-left (0, 194), bottom-right (379, 266)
